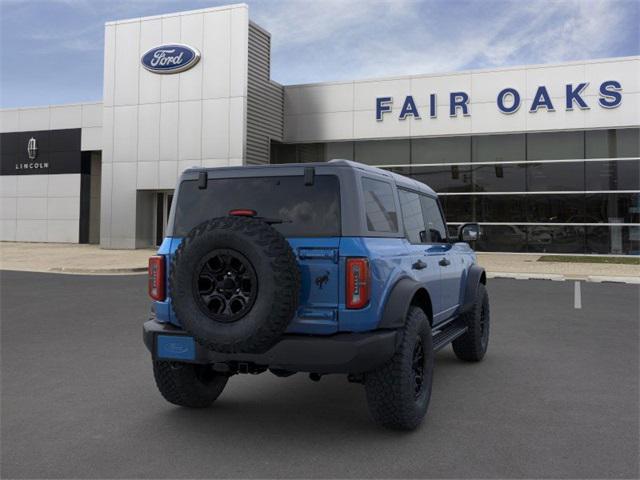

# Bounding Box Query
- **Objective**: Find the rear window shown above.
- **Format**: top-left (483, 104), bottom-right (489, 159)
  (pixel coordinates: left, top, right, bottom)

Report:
top-left (169, 175), bottom-right (341, 237)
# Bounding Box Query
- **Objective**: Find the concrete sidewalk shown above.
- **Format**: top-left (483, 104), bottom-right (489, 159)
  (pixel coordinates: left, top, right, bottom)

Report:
top-left (478, 253), bottom-right (640, 283)
top-left (1, 242), bottom-right (639, 282)
top-left (0, 242), bottom-right (155, 274)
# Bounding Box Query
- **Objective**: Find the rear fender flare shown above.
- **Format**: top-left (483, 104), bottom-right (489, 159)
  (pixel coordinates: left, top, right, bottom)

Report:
top-left (378, 277), bottom-right (433, 329)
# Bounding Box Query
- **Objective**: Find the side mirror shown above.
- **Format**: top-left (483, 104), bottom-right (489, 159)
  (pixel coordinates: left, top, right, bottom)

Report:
top-left (458, 223), bottom-right (480, 242)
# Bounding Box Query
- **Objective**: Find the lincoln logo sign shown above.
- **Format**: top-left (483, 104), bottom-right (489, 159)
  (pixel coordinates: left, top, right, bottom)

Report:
top-left (27, 137), bottom-right (38, 160)
top-left (141, 44), bottom-right (201, 74)
top-left (376, 80), bottom-right (622, 120)
top-left (16, 137), bottom-right (48, 171)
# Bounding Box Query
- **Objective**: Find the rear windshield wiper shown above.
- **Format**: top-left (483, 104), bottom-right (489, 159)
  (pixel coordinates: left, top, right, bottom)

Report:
top-left (228, 209), bottom-right (290, 225)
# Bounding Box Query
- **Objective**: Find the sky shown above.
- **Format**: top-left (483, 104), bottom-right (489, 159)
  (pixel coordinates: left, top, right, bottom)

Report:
top-left (0, 0), bottom-right (638, 108)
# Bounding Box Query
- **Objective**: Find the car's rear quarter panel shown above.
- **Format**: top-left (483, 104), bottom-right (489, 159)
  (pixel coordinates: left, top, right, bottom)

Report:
top-left (154, 235), bottom-right (418, 334)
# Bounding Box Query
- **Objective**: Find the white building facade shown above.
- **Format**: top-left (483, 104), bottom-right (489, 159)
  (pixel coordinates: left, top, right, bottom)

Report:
top-left (1, 4), bottom-right (638, 253)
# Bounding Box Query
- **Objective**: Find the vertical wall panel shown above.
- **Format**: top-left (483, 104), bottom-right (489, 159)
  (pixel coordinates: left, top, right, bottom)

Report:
top-left (138, 19), bottom-right (162, 105)
top-left (202, 10), bottom-right (231, 99)
top-left (160, 16), bottom-right (181, 103)
top-left (245, 24), bottom-right (283, 165)
top-left (179, 14), bottom-right (204, 102)
top-left (103, 25), bottom-right (116, 107)
top-left (113, 21), bottom-right (141, 106)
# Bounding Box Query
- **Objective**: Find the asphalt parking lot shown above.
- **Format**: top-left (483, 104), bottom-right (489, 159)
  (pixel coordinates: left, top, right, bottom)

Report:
top-left (1, 271), bottom-right (638, 479)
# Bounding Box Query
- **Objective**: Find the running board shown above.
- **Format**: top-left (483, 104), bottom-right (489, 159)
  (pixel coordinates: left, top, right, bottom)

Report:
top-left (432, 319), bottom-right (468, 352)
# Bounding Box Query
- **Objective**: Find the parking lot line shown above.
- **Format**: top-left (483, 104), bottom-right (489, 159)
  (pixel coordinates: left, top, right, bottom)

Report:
top-left (574, 281), bottom-right (582, 309)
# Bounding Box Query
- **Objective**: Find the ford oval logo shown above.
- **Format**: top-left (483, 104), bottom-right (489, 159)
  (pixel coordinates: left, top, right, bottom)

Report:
top-left (141, 44), bottom-right (200, 74)
top-left (166, 342), bottom-right (189, 355)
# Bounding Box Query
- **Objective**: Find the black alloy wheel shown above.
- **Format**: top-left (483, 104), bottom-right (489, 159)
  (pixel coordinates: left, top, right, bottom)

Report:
top-left (193, 249), bottom-right (258, 323)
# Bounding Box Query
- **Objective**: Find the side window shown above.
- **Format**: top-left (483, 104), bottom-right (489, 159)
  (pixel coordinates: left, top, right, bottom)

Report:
top-left (361, 177), bottom-right (398, 233)
top-left (420, 195), bottom-right (448, 243)
top-left (399, 189), bottom-right (425, 243)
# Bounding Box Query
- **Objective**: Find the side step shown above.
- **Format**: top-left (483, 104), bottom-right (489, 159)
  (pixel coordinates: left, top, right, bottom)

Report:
top-left (432, 319), bottom-right (467, 352)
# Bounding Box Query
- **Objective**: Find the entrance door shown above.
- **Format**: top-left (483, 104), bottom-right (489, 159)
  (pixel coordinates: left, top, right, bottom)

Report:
top-left (155, 192), bottom-right (174, 246)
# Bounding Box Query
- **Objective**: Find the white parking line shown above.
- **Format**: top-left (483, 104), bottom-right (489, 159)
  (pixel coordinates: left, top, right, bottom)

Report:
top-left (574, 281), bottom-right (582, 309)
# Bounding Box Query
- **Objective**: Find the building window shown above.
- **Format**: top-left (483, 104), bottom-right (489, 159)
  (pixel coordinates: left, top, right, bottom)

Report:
top-left (354, 139), bottom-right (409, 166)
top-left (472, 133), bottom-right (525, 163)
top-left (441, 195), bottom-right (474, 222)
top-left (270, 142), bottom-right (325, 164)
top-left (526, 194), bottom-right (585, 223)
top-left (527, 131), bottom-right (584, 160)
top-left (269, 127), bottom-right (640, 254)
top-left (526, 161), bottom-right (585, 191)
top-left (472, 163), bottom-right (526, 192)
top-left (526, 226), bottom-right (586, 254)
top-left (585, 128), bottom-right (640, 159)
top-left (297, 144), bottom-right (325, 163)
top-left (411, 165), bottom-right (473, 193)
top-left (361, 177), bottom-right (398, 233)
top-left (585, 192), bottom-right (640, 224)
top-left (586, 226), bottom-right (640, 255)
top-left (270, 142), bottom-right (297, 164)
top-left (325, 142), bottom-right (354, 161)
top-left (585, 160), bottom-right (640, 190)
top-left (477, 194), bottom-right (528, 222)
top-left (412, 136), bottom-right (471, 164)
top-left (476, 225), bottom-right (528, 252)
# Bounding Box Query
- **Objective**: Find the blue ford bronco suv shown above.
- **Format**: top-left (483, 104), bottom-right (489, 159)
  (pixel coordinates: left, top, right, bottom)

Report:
top-left (144, 160), bottom-right (489, 430)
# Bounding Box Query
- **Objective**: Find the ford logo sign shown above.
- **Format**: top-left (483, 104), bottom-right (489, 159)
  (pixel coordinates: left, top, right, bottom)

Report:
top-left (141, 44), bottom-right (200, 74)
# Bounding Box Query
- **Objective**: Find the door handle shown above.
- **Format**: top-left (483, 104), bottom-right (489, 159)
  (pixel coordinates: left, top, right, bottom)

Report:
top-left (412, 259), bottom-right (427, 270)
top-left (439, 257), bottom-right (451, 267)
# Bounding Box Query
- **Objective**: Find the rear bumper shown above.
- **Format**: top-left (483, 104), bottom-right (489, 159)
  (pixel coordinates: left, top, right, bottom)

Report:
top-left (143, 319), bottom-right (398, 374)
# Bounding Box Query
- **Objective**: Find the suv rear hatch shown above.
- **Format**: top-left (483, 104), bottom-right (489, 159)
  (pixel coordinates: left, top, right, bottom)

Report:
top-left (157, 172), bottom-right (342, 334)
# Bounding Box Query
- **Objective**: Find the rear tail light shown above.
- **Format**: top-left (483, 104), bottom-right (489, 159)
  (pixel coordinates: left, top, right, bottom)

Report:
top-left (346, 258), bottom-right (370, 309)
top-left (148, 255), bottom-right (165, 301)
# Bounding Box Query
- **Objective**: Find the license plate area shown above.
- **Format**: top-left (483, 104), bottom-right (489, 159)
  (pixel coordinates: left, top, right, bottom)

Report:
top-left (156, 334), bottom-right (196, 361)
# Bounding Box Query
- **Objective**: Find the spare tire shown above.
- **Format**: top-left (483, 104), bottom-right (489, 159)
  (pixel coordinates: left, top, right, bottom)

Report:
top-left (170, 216), bottom-right (300, 353)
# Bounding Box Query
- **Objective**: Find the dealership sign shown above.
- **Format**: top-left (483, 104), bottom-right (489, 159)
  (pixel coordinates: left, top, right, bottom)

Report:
top-left (376, 80), bottom-right (623, 120)
top-left (141, 44), bottom-right (201, 74)
top-left (0, 129), bottom-right (82, 176)
top-left (16, 136), bottom-right (49, 171)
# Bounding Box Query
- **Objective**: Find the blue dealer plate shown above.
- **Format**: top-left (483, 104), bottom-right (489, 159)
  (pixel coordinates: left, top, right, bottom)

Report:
top-left (156, 335), bottom-right (196, 361)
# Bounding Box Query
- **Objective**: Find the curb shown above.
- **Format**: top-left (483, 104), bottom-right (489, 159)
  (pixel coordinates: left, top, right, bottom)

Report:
top-left (48, 266), bottom-right (147, 274)
top-left (487, 272), bottom-right (565, 281)
top-left (587, 275), bottom-right (640, 284)
top-left (487, 271), bottom-right (640, 284)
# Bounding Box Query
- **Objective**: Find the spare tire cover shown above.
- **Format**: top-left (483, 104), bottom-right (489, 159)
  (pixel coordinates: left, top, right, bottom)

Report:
top-left (170, 216), bottom-right (300, 353)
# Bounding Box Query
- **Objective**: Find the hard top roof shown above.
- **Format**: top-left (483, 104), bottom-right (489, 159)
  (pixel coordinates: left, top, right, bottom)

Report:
top-left (184, 159), bottom-right (437, 196)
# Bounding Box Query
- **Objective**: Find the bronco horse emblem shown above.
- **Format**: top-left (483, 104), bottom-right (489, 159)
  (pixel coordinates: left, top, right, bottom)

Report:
top-left (315, 271), bottom-right (330, 290)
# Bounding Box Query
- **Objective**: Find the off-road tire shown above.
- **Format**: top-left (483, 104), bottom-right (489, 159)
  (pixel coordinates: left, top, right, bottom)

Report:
top-left (452, 283), bottom-right (490, 362)
top-left (153, 361), bottom-right (228, 408)
top-left (364, 306), bottom-right (434, 430)
top-left (170, 216), bottom-right (300, 354)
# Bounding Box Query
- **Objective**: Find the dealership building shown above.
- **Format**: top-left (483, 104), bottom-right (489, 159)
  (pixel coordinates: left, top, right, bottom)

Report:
top-left (1, 3), bottom-right (638, 254)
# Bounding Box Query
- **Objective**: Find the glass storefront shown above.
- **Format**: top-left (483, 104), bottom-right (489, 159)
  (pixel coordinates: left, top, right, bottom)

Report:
top-left (271, 128), bottom-right (640, 254)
